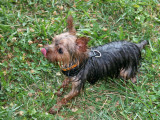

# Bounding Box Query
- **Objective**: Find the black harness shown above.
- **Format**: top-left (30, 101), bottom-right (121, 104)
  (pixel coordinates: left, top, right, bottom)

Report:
top-left (61, 50), bottom-right (101, 77)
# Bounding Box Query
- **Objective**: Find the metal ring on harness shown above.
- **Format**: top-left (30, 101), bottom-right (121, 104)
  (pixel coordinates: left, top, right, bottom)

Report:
top-left (92, 50), bottom-right (101, 57)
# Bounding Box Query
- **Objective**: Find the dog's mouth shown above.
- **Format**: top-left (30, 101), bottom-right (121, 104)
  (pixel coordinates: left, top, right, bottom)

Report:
top-left (41, 48), bottom-right (47, 57)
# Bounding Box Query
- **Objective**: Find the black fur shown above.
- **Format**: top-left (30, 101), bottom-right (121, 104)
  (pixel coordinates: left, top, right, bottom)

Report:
top-left (81, 41), bottom-right (141, 84)
top-left (62, 41), bottom-right (147, 91)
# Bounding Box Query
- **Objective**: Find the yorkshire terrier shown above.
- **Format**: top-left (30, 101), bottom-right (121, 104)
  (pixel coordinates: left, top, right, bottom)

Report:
top-left (41, 15), bottom-right (148, 114)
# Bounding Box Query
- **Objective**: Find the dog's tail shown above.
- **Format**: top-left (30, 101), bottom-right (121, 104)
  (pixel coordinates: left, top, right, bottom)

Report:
top-left (136, 40), bottom-right (148, 50)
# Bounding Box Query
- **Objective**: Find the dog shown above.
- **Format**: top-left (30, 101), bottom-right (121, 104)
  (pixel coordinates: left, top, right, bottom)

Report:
top-left (41, 15), bottom-right (148, 114)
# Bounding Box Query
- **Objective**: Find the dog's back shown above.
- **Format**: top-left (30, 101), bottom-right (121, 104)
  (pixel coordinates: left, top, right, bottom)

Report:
top-left (80, 41), bottom-right (146, 84)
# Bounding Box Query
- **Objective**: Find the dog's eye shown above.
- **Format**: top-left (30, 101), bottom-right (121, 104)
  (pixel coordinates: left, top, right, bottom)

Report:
top-left (58, 48), bottom-right (63, 54)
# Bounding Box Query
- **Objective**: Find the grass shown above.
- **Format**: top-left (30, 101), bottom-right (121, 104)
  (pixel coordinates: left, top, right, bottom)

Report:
top-left (0, 0), bottom-right (160, 119)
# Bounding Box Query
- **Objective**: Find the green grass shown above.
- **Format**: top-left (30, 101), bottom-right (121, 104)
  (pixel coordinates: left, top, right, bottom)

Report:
top-left (0, 0), bottom-right (160, 119)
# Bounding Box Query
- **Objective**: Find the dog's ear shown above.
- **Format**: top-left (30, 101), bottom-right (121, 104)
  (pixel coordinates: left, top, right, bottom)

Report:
top-left (76, 37), bottom-right (90, 52)
top-left (67, 15), bottom-right (76, 35)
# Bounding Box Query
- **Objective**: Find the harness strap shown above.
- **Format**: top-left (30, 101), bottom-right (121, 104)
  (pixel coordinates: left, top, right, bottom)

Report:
top-left (61, 50), bottom-right (101, 77)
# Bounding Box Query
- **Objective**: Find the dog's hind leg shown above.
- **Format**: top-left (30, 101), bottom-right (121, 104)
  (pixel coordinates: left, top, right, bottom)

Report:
top-left (131, 77), bottom-right (137, 83)
top-left (120, 68), bottom-right (137, 83)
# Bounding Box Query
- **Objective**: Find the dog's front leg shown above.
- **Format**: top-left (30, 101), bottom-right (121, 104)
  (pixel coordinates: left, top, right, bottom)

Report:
top-left (55, 77), bottom-right (70, 96)
top-left (49, 77), bottom-right (81, 114)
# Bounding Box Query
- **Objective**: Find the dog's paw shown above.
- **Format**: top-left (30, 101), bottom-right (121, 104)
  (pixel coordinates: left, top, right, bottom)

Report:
top-left (48, 108), bottom-right (58, 114)
top-left (48, 104), bottom-right (62, 114)
top-left (55, 91), bottom-right (63, 97)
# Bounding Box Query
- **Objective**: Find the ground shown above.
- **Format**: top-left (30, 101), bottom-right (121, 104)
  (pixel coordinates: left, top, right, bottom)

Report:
top-left (0, 0), bottom-right (160, 119)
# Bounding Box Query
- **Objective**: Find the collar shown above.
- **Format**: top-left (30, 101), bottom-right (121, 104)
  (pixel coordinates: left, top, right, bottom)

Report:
top-left (61, 60), bottom-right (86, 77)
top-left (61, 63), bottom-right (79, 71)
top-left (60, 50), bottom-right (101, 77)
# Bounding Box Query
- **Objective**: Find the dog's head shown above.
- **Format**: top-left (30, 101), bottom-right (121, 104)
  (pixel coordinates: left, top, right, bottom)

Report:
top-left (41, 16), bottom-right (89, 66)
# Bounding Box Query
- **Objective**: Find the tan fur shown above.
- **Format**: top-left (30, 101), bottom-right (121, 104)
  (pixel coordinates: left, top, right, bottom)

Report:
top-left (45, 32), bottom-right (78, 66)
top-left (49, 77), bottom-right (80, 114)
top-left (45, 29), bottom-right (88, 67)
top-left (120, 69), bottom-right (137, 83)
top-left (44, 16), bottom-right (90, 114)
top-left (67, 15), bottom-right (76, 35)
top-left (120, 69), bottom-right (128, 79)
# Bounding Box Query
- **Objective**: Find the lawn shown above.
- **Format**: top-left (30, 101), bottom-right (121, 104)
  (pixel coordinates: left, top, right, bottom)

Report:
top-left (0, 0), bottom-right (160, 119)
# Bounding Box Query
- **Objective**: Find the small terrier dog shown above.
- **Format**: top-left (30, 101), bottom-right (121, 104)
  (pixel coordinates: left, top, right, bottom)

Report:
top-left (41, 16), bottom-right (148, 114)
